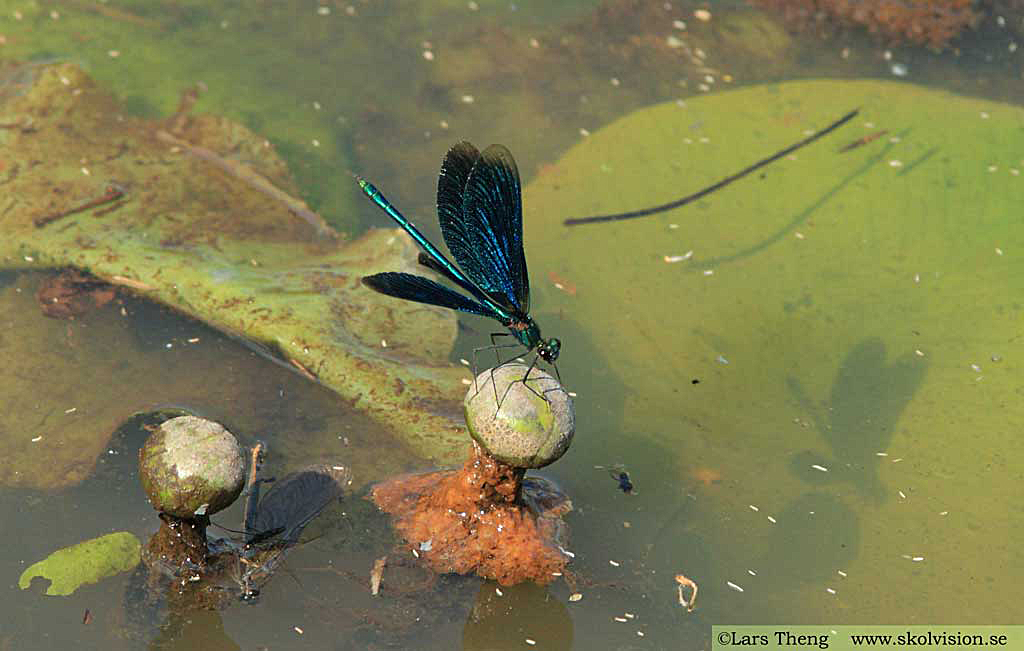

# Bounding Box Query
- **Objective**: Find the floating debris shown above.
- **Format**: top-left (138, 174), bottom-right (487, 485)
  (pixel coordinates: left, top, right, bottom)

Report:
top-left (370, 556), bottom-right (386, 596)
top-left (569, 593), bottom-right (582, 602)
top-left (811, 464), bottom-right (829, 472)
top-left (726, 581), bottom-right (744, 593)
top-left (676, 573), bottom-right (699, 612)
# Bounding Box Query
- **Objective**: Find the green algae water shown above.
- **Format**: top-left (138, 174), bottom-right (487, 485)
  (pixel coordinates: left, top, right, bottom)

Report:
top-left (1, 1), bottom-right (1022, 649)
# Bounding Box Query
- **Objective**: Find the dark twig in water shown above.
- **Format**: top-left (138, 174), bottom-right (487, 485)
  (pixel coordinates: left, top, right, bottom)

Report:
top-left (838, 129), bottom-right (888, 153)
top-left (34, 183), bottom-right (125, 228)
top-left (563, 108), bottom-right (860, 226)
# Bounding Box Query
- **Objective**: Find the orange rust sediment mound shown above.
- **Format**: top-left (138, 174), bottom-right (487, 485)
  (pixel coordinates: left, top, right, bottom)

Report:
top-left (371, 443), bottom-right (568, 586)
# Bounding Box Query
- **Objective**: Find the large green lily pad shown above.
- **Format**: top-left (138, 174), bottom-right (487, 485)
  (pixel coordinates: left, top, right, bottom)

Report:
top-left (525, 78), bottom-right (1022, 440)
top-left (524, 80), bottom-right (1024, 621)
top-left (18, 531), bottom-right (141, 596)
top-left (0, 62), bottom-right (471, 467)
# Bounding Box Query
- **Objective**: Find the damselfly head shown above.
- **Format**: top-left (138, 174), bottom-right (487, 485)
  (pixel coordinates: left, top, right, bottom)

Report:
top-left (539, 338), bottom-right (561, 363)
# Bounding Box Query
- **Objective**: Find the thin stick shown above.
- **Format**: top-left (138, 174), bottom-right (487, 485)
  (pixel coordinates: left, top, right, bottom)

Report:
top-left (242, 442), bottom-right (265, 541)
top-left (156, 129), bottom-right (338, 239)
top-left (563, 108), bottom-right (859, 226)
top-left (34, 184), bottom-right (125, 228)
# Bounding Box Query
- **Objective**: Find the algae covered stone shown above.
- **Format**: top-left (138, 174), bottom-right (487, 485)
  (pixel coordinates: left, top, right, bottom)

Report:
top-left (139, 416), bottom-right (245, 518)
top-left (463, 364), bottom-right (574, 468)
top-left (18, 531), bottom-right (141, 596)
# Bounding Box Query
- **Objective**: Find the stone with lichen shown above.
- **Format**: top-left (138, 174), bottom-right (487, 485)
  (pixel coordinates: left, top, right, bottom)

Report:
top-left (463, 363), bottom-right (574, 469)
top-left (138, 416), bottom-right (245, 518)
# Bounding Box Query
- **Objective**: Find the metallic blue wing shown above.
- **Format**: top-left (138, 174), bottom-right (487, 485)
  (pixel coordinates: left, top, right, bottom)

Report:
top-left (437, 141), bottom-right (481, 275)
top-left (456, 144), bottom-right (529, 313)
top-left (362, 272), bottom-right (497, 318)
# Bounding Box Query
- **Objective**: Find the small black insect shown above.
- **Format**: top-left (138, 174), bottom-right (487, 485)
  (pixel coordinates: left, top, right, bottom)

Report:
top-left (616, 471), bottom-right (634, 494)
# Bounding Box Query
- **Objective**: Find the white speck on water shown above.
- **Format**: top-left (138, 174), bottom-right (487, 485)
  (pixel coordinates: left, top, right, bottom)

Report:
top-left (795, 232), bottom-right (805, 239)
top-left (495, 587), bottom-right (503, 596)
top-left (883, 50), bottom-right (892, 61)
top-left (811, 464), bottom-right (829, 472)
top-left (826, 588), bottom-right (837, 595)
top-left (317, 5), bottom-right (330, 15)
top-left (996, 247), bottom-right (1004, 255)
top-left (749, 504), bottom-right (759, 512)
top-left (912, 556), bottom-right (924, 562)
top-left (614, 617), bottom-right (628, 623)
top-left (726, 581), bottom-right (744, 592)
top-left (890, 63), bottom-right (908, 77)
top-left (423, 50), bottom-right (434, 61)
top-left (716, 354), bottom-right (729, 364)
top-left (694, 9), bottom-right (711, 21)
top-left (666, 35), bottom-right (684, 48)
top-left (579, 128), bottom-right (590, 137)
top-left (988, 165), bottom-right (998, 173)
top-left (980, 111), bottom-right (990, 119)
top-left (876, 452), bottom-right (888, 457)
top-left (898, 490), bottom-right (907, 499)
top-left (915, 349), bottom-right (924, 357)
top-left (889, 160), bottom-right (903, 168)
top-left (767, 516), bottom-right (777, 524)
top-left (461, 94), bottom-right (475, 104)
top-left (525, 639), bottom-right (536, 646)
top-left (837, 570), bottom-right (847, 577)
top-left (31, 436), bottom-right (42, 442)
top-left (702, 269), bottom-right (714, 276)
top-left (748, 569), bottom-right (757, 576)
top-left (81, 167), bottom-right (90, 176)
top-left (609, 560), bottom-right (620, 567)
top-left (673, 19), bottom-right (686, 30)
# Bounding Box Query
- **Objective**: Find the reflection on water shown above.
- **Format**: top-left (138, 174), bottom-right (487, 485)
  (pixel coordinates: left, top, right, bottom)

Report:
top-left (788, 337), bottom-right (928, 502)
top-left (1, 0), bottom-right (1023, 648)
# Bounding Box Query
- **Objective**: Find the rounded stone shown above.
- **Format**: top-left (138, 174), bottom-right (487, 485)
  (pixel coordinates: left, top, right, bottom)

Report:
top-left (463, 363), bottom-right (574, 468)
top-left (138, 416), bottom-right (245, 519)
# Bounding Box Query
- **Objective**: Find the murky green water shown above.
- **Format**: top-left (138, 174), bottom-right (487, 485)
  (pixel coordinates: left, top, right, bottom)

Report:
top-left (2, 1), bottom-right (1022, 649)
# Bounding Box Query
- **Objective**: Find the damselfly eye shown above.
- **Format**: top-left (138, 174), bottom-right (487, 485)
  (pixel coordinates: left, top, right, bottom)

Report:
top-left (540, 338), bottom-right (561, 362)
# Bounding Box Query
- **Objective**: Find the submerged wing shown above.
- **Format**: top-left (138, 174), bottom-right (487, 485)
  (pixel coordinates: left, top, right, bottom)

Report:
top-left (362, 272), bottom-right (496, 318)
top-left (458, 144), bottom-right (530, 313)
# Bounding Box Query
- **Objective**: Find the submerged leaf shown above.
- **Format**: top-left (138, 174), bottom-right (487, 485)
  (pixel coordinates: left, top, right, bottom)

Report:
top-left (18, 532), bottom-right (141, 596)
